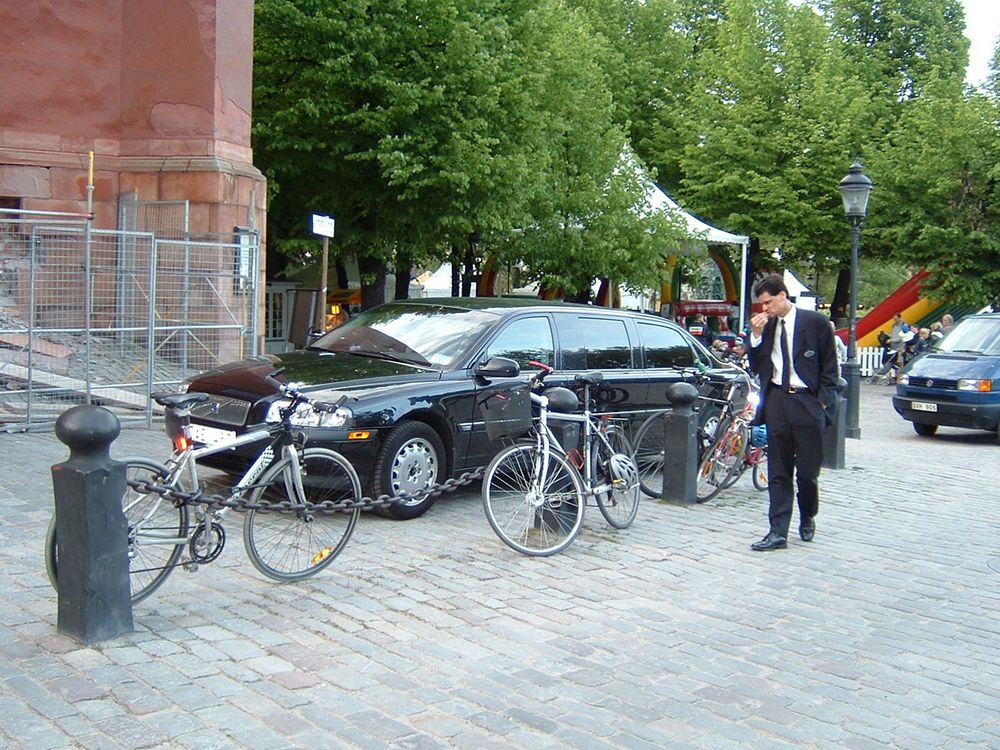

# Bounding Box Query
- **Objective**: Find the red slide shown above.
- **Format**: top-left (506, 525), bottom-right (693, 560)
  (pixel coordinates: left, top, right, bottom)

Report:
top-left (852, 270), bottom-right (928, 341)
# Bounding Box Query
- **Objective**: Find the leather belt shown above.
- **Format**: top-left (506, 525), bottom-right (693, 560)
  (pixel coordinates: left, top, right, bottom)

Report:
top-left (771, 383), bottom-right (804, 394)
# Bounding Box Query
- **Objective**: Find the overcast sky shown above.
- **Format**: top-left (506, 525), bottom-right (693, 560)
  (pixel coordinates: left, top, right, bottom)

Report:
top-left (961, 0), bottom-right (998, 87)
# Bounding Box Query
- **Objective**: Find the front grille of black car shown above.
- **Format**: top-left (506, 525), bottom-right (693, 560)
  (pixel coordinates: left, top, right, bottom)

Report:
top-left (189, 395), bottom-right (252, 426)
top-left (907, 377), bottom-right (959, 390)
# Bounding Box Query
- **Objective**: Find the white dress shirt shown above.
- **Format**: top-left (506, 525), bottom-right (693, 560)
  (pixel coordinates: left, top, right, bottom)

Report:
top-left (750, 306), bottom-right (808, 389)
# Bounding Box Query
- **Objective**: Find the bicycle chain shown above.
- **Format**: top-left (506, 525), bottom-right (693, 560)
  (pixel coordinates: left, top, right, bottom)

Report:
top-left (127, 467), bottom-right (485, 515)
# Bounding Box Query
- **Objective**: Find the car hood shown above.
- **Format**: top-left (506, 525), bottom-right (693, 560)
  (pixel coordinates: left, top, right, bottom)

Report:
top-left (187, 351), bottom-right (442, 403)
top-left (907, 351), bottom-right (998, 381)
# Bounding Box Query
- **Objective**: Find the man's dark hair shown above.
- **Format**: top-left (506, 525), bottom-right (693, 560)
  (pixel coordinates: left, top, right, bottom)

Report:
top-left (753, 274), bottom-right (788, 299)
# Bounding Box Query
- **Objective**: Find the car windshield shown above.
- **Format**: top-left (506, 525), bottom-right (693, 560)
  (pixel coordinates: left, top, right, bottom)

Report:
top-left (308, 303), bottom-right (500, 368)
top-left (937, 317), bottom-right (1000, 356)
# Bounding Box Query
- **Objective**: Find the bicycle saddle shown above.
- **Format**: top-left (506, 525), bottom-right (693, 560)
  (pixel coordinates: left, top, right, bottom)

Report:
top-left (575, 372), bottom-right (604, 386)
top-left (543, 387), bottom-right (579, 413)
top-left (152, 392), bottom-right (211, 409)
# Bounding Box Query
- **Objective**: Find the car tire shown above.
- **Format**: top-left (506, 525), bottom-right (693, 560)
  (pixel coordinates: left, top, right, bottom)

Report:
top-left (373, 421), bottom-right (446, 520)
top-left (912, 422), bottom-right (938, 437)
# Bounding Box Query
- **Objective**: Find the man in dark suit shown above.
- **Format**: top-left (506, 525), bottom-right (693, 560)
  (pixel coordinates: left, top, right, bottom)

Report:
top-left (747, 275), bottom-right (838, 551)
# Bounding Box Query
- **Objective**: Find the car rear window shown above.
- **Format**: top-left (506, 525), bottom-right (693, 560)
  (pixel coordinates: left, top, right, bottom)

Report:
top-left (637, 321), bottom-right (695, 368)
top-left (580, 317), bottom-right (633, 369)
top-left (552, 313), bottom-right (636, 370)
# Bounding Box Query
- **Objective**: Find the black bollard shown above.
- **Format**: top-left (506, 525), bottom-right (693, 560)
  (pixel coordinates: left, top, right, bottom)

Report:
top-left (660, 382), bottom-right (701, 505)
top-left (821, 377), bottom-right (848, 470)
top-left (51, 405), bottom-right (133, 644)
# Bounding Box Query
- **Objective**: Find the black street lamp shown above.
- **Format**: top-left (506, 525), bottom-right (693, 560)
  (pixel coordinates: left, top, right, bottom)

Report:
top-left (838, 160), bottom-right (873, 439)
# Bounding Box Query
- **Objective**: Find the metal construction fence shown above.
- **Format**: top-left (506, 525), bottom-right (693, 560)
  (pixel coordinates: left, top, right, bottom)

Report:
top-left (0, 209), bottom-right (259, 431)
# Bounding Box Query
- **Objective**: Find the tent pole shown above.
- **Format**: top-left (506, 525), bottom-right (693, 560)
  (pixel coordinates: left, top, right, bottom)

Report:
top-left (738, 240), bottom-right (748, 334)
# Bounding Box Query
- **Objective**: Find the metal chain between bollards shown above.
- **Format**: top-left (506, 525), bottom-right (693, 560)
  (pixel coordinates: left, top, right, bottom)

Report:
top-left (127, 467), bottom-right (485, 514)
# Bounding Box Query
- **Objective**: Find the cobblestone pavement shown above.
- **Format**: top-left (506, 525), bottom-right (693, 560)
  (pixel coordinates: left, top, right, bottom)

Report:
top-left (2, 383), bottom-right (998, 749)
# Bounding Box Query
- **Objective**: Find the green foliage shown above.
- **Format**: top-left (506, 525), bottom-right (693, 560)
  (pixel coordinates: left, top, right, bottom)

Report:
top-left (253, 0), bottom-right (685, 303)
top-left (876, 78), bottom-right (1000, 306)
top-left (253, 0), bottom-right (1000, 313)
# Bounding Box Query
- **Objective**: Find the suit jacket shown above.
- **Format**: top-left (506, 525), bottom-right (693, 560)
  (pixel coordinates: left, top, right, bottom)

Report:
top-left (748, 308), bottom-right (839, 422)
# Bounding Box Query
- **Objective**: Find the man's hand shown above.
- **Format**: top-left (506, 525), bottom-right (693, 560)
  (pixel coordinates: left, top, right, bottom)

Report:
top-left (750, 312), bottom-right (769, 337)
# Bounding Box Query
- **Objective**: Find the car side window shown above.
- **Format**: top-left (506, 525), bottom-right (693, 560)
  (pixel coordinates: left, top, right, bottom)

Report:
top-left (582, 317), bottom-right (633, 369)
top-left (484, 316), bottom-right (555, 368)
top-left (637, 321), bottom-right (695, 368)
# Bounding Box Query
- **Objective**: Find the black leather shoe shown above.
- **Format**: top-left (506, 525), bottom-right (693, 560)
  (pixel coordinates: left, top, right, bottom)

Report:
top-left (750, 532), bottom-right (787, 551)
top-left (800, 519), bottom-right (815, 542)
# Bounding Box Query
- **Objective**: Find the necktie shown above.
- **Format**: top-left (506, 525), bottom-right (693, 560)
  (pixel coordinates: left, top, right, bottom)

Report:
top-left (780, 319), bottom-right (791, 390)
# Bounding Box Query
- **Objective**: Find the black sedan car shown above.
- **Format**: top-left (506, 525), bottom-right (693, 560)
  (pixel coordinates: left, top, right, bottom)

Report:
top-left (184, 297), bottom-right (744, 518)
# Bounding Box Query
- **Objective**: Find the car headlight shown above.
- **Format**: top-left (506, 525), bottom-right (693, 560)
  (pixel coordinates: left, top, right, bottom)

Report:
top-left (957, 379), bottom-right (992, 392)
top-left (265, 400), bottom-right (353, 428)
top-left (897, 374), bottom-right (909, 385)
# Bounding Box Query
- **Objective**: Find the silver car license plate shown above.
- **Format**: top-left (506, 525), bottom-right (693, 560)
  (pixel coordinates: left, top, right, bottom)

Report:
top-left (911, 401), bottom-right (938, 413)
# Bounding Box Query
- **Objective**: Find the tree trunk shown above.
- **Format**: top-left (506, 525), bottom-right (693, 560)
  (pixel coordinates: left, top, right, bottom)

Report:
top-left (450, 245), bottom-right (461, 297)
top-left (394, 254), bottom-right (412, 300)
top-left (831, 268), bottom-right (850, 327)
top-left (357, 255), bottom-right (387, 311)
top-left (461, 240), bottom-right (475, 297)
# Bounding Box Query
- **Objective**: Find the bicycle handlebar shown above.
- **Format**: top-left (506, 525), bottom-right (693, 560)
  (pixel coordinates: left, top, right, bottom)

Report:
top-left (526, 360), bottom-right (554, 389)
top-left (266, 368), bottom-right (347, 415)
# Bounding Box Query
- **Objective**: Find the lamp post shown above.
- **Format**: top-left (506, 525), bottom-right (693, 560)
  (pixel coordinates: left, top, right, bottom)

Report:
top-left (838, 160), bottom-right (873, 439)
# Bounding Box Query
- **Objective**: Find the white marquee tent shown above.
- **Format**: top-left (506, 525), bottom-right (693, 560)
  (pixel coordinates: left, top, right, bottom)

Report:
top-left (645, 182), bottom-right (751, 329)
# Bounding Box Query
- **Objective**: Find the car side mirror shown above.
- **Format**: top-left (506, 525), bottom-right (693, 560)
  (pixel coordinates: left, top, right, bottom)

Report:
top-left (306, 326), bottom-right (324, 346)
top-left (474, 356), bottom-right (520, 381)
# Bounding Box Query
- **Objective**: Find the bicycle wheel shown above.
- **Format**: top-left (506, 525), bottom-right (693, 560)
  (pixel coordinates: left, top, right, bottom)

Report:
top-left (719, 423), bottom-right (750, 489)
top-left (633, 412), bottom-right (666, 498)
top-left (45, 458), bottom-right (186, 604)
top-left (243, 447), bottom-right (361, 581)
top-left (695, 428), bottom-right (741, 503)
top-left (593, 425), bottom-right (640, 529)
top-left (482, 443), bottom-right (585, 556)
top-left (698, 407), bottom-right (729, 461)
top-left (752, 447), bottom-right (769, 491)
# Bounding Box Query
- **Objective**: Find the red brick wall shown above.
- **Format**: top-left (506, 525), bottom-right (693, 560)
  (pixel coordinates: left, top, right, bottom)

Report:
top-left (0, 0), bottom-right (265, 238)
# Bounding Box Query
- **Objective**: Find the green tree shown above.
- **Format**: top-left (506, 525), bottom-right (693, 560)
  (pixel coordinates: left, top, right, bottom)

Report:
top-left (676, 0), bottom-right (872, 265)
top-left (254, 0), bottom-right (683, 307)
top-left (875, 75), bottom-right (1000, 307)
top-left (818, 0), bottom-right (969, 103)
top-left (254, 0), bottom-right (555, 306)
top-left (486, 4), bottom-right (688, 299)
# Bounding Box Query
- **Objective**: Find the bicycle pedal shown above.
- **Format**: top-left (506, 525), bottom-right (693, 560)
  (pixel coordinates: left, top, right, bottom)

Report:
top-left (181, 560), bottom-right (201, 572)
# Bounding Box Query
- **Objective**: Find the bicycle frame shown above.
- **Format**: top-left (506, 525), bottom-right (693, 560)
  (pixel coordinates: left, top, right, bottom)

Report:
top-left (528, 384), bottom-right (620, 501)
top-left (132, 402), bottom-right (307, 556)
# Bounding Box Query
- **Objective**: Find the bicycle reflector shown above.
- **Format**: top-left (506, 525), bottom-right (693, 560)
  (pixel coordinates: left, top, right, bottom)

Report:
top-left (750, 425), bottom-right (768, 448)
top-left (311, 547), bottom-right (334, 565)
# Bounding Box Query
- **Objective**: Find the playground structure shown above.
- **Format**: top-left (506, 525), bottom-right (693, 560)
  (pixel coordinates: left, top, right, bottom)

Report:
top-left (838, 270), bottom-right (981, 346)
top-left (659, 248), bottom-right (742, 340)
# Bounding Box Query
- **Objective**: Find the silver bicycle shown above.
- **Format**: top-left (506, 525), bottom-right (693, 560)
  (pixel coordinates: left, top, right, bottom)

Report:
top-left (481, 361), bottom-right (640, 556)
top-left (46, 374), bottom-right (362, 603)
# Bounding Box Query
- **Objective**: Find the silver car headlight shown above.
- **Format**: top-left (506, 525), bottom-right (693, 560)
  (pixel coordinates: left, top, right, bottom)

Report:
top-left (897, 374), bottom-right (909, 385)
top-left (265, 399), bottom-right (353, 428)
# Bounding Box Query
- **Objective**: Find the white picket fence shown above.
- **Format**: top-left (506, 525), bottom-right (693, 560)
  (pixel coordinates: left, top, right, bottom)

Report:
top-left (857, 346), bottom-right (885, 376)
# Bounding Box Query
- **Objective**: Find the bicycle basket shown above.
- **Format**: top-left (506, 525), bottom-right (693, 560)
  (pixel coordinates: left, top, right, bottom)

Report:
top-left (481, 386), bottom-right (533, 441)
